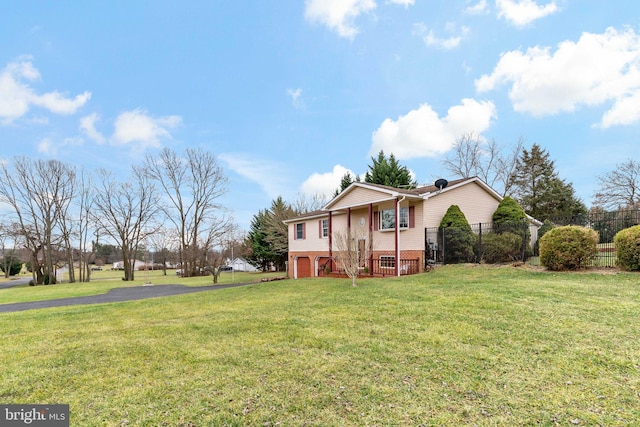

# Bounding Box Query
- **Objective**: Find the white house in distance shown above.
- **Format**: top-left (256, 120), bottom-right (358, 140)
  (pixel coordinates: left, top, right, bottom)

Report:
top-left (228, 257), bottom-right (258, 272)
top-left (112, 260), bottom-right (152, 270)
top-left (284, 177), bottom-right (540, 279)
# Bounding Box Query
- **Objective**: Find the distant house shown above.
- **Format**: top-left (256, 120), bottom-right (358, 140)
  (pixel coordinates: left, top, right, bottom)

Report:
top-left (284, 177), bottom-right (540, 279)
top-left (228, 257), bottom-right (258, 272)
top-left (112, 260), bottom-right (152, 270)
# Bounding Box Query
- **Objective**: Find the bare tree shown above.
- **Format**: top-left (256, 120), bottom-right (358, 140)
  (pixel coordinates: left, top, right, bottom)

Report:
top-left (331, 228), bottom-right (373, 287)
top-left (144, 147), bottom-right (231, 277)
top-left (76, 169), bottom-right (96, 282)
top-left (146, 227), bottom-right (178, 275)
top-left (92, 167), bottom-right (160, 281)
top-left (443, 133), bottom-right (524, 196)
top-left (593, 159), bottom-right (640, 210)
top-left (0, 157), bottom-right (76, 285)
top-left (292, 192), bottom-right (328, 214)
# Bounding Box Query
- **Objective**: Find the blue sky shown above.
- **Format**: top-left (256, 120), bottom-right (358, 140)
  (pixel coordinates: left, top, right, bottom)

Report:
top-left (1, 0), bottom-right (639, 230)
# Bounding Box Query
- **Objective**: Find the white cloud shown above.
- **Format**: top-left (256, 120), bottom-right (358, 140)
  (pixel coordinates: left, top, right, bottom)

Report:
top-left (476, 27), bottom-right (640, 127)
top-left (79, 113), bottom-right (106, 144)
top-left (301, 164), bottom-right (355, 197)
top-left (465, 0), bottom-right (489, 15)
top-left (414, 22), bottom-right (470, 50)
top-left (32, 90), bottom-right (91, 114)
top-left (219, 153), bottom-right (291, 199)
top-left (369, 99), bottom-right (497, 159)
top-left (305, 0), bottom-right (376, 39)
top-left (37, 136), bottom-right (83, 156)
top-left (37, 138), bottom-right (55, 155)
top-left (112, 109), bottom-right (181, 149)
top-left (287, 88), bottom-right (304, 109)
top-left (387, 0), bottom-right (414, 7)
top-left (496, 0), bottom-right (559, 27)
top-left (0, 58), bottom-right (90, 123)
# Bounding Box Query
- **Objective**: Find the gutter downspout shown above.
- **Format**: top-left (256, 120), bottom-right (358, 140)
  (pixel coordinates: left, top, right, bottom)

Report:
top-left (396, 196), bottom-right (405, 277)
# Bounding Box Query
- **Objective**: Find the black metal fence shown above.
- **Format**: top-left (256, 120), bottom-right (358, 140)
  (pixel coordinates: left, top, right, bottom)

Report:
top-left (544, 210), bottom-right (640, 268)
top-left (425, 220), bottom-right (531, 265)
top-left (426, 210), bottom-right (640, 268)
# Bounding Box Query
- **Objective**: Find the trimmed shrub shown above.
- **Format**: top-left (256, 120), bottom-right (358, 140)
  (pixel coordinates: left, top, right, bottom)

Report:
top-left (439, 205), bottom-right (476, 263)
top-left (492, 196), bottom-right (532, 258)
top-left (614, 225), bottom-right (640, 271)
top-left (539, 225), bottom-right (598, 271)
top-left (481, 232), bottom-right (523, 263)
top-left (0, 253), bottom-right (23, 276)
top-left (492, 196), bottom-right (527, 224)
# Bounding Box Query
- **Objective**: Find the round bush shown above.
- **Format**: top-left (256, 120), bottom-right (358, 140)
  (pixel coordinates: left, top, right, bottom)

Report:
top-left (614, 225), bottom-right (640, 271)
top-left (539, 225), bottom-right (598, 271)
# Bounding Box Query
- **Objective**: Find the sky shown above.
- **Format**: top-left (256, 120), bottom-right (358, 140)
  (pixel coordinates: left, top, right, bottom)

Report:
top-left (1, 0), bottom-right (639, 231)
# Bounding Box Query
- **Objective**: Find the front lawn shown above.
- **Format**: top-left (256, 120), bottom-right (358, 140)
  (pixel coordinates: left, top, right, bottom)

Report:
top-left (0, 265), bottom-right (638, 425)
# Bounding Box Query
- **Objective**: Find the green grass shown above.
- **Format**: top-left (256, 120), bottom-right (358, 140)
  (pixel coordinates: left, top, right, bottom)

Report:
top-left (1, 265), bottom-right (639, 425)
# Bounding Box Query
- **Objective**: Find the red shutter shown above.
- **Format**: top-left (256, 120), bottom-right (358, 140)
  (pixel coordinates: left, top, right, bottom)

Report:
top-left (409, 206), bottom-right (415, 228)
top-left (319, 220), bottom-right (322, 238)
top-left (373, 211), bottom-right (379, 231)
top-left (303, 223), bottom-right (306, 239)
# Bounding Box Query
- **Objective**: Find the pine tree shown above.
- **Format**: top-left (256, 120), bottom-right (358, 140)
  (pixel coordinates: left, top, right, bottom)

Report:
top-left (364, 150), bottom-right (416, 188)
top-left (510, 144), bottom-right (586, 221)
top-left (245, 209), bottom-right (276, 272)
top-left (246, 197), bottom-right (296, 272)
top-left (334, 172), bottom-right (360, 197)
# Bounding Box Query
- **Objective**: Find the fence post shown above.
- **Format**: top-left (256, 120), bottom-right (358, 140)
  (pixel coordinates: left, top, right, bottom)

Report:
top-left (441, 227), bottom-right (446, 265)
top-left (522, 218), bottom-right (527, 261)
top-left (478, 222), bottom-right (482, 264)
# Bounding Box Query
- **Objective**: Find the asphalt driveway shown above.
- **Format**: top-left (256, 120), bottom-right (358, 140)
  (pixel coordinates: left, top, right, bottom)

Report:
top-left (0, 282), bottom-right (253, 313)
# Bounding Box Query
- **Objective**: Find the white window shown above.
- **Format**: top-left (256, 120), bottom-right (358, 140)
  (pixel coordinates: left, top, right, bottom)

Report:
top-left (321, 219), bottom-right (329, 238)
top-left (380, 207), bottom-right (409, 230)
top-left (380, 256), bottom-right (395, 268)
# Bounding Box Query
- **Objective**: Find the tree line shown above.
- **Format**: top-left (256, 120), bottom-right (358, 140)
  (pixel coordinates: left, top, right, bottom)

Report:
top-left (0, 147), bottom-right (234, 284)
top-left (442, 133), bottom-right (640, 220)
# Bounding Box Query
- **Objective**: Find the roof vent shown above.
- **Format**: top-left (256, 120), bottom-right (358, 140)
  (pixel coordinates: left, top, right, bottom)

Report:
top-left (434, 178), bottom-right (449, 191)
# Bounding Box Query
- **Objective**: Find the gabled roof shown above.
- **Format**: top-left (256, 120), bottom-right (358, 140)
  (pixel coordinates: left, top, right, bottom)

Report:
top-left (283, 209), bottom-right (327, 224)
top-left (323, 182), bottom-right (424, 211)
top-left (284, 177), bottom-right (512, 223)
top-left (323, 177), bottom-right (495, 210)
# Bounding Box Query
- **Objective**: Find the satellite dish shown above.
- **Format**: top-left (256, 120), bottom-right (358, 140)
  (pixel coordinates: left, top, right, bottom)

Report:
top-left (434, 178), bottom-right (449, 190)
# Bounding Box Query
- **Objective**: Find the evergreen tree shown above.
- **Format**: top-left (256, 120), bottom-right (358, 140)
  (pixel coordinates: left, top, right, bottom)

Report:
top-left (491, 196), bottom-right (531, 258)
top-left (510, 144), bottom-right (586, 221)
top-left (0, 251), bottom-right (22, 277)
top-left (438, 205), bottom-right (475, 263)
top-left (245, 209), bottom-right (276, 272)
top-left (364, 150), bottom-right (416, 188)
top-left (334, 172), bottom-right (360, 197)
top-left (246, 197), bottom-right (296, 272)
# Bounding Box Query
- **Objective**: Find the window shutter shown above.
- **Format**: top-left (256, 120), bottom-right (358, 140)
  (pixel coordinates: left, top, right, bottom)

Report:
top-left (319, 220), bottom-right (322, 237)
top-left (409, 206), bottom-right (415, 228)
top-left (373, 211), bottom-right (379, 231)
top-left (303, 223), bottom-right (306, 239)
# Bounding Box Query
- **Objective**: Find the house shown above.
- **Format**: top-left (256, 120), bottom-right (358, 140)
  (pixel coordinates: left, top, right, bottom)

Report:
top-left (284, 177), bottom-right (540, 279)
top-left (112, 260), bottom-right (152, 271)
top-left (228, 257), bottom-right (258, 272)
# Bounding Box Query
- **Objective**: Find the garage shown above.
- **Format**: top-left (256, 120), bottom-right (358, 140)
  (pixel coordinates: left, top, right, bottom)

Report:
top-left (295, 256), bottom-right (311, 279)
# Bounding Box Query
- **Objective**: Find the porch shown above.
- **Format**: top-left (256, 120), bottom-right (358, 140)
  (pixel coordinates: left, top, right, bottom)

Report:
top-left (318, 257), bottom-right (421, 277)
